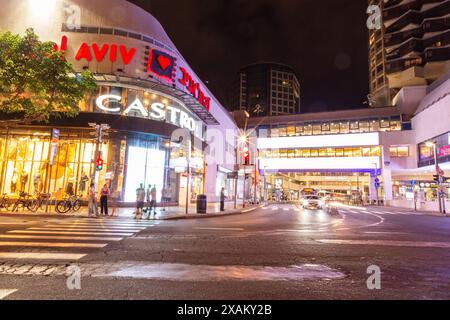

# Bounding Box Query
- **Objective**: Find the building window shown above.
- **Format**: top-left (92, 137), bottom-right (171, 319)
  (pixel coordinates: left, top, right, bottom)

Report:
top-left (390, 146), bottom-right (409, 157)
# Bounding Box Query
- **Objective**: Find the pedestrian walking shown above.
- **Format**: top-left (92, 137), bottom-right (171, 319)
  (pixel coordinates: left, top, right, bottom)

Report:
top-left (111, 189), bottom-right (120, 216)
top-left (135, 183), bottom-right (145, 220)
top-left (146, 184), bottom-right (158, 219)
top-left (88, 183), bottom-right (98, 217)
top-left (220, 187), bottom-right (226, 212)
top-left (161, 186), bottom-right (171, 211)
top-left (99, 184), bottom-right (110, 216)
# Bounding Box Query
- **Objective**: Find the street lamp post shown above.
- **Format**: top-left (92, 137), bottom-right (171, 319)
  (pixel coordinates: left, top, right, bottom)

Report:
top-left (185, 139), bottom-right (191, 215)
top-left (373, 162), bottom-right (379, 206)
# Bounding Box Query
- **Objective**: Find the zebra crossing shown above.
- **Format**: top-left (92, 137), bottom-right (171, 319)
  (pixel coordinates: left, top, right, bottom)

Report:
top-left (0, 217), bottom-right (158, 262)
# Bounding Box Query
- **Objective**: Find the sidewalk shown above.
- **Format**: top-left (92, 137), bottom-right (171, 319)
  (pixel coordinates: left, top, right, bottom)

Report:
top-left (0, 201), bottom-right (261, 220)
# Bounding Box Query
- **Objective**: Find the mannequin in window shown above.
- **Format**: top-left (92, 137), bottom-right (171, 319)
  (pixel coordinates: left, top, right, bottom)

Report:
top-left (20, 170), bottom-right (29, 193)
top-left (10, 169), bottom-right (18, 193)
top-left (66, 181), bottom-right (74, 196)
top-left (33, 173), bottom-right (41, 194)
top-left (79, 172), bottom-right (89, 195)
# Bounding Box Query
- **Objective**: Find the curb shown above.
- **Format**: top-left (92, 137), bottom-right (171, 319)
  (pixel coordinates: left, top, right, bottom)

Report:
top-left (159, 205), bottom-right (262, 220)
top-left (0, 205), bottom-right (263, 221)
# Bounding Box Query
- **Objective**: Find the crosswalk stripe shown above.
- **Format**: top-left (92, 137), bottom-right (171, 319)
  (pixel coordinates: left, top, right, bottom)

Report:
top-left (0, 234), bottom-right (123, 241)
top-left (317, 239), bottom-right (450, 249)
top-left (195, 227), bottom-right (245, 231)
top-left (8, 230), bottom-right (133, 236)
top-left (0, 252), bottom-right (86, 260)
top-left (0, 241), bottom-right (107, 248)
top-left (38, 226), bottom-right (148, 232)
top-left (0, 289), bottom-right (17, 300)
top-left (28, 227), bottom-right (143, 232)
top-left (59, 222), bottom-right (156, 227)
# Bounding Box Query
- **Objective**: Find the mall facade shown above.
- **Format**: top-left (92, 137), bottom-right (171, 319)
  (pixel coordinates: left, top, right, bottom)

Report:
top-left (0, 0), bottom-right (239, 204)
top-left (246, 71), bottom-right (450, 211)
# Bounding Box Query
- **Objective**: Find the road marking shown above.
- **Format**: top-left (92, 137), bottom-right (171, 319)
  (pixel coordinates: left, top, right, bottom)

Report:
top-left (8, 230), bottom-right (134, 236)
top-left (363, 231), bottom-right (407, 235)
top-left (95, 263), bottom-right (345, 281)
top-left (0, 289), bottom-right (17, 300)
top-left (283, 208), bottom-right (290, 211)
top-left (195, 227), bottom-right (244, 231)
top-left (28, 227), bottom-right (143, 232)
top-left (0, 234), bottom-right (123, 241)
top-left (0, 252), bottom-right (86, 260)
top-left (43, 223), bottom-right (147, 229)
top-left (317, 239), bottom-right (450, 249)
top-left (0, 241), bottom-right (107, 248)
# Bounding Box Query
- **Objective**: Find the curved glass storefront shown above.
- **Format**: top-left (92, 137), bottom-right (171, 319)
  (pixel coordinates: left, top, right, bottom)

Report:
top-left (0, 83), bottom-right (207, 204)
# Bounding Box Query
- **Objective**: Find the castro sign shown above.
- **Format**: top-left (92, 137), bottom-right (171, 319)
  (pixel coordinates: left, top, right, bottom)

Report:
top-left (95, 95), bottom-right (197, 132)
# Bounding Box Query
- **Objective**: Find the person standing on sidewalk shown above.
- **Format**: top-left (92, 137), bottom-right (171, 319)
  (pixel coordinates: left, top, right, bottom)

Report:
top-left (100, 184), bottom-right (110, 216)
top-left (220, 187), bottom-right (226, 212)
top-left (88, 183), bottom-right (98, 217)
top-left (135, 183), bottom-right (145, 220)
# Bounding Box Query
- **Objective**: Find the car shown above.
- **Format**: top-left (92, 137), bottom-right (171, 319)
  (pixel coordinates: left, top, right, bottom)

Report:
top-left (301, 195), bottom-right (326, 210)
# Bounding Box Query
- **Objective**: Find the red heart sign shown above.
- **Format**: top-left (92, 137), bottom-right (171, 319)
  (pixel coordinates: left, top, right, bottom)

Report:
top-left (157, 55), bottom-right (171, 70)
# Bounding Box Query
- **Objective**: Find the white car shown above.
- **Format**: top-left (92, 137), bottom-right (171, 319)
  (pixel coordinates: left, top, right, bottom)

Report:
top-left (301, 195), bottom-right (326, 210)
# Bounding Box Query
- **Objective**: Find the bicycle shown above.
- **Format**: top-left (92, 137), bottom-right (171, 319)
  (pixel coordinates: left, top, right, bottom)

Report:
top-left (28, 193), bottom-right (51, 212)
top-left (55, 194), bottom-right (82, 214)
top-left (0, 193), bottom-right (12, 211)
top-left (11, 192), bottom-right (33, 212)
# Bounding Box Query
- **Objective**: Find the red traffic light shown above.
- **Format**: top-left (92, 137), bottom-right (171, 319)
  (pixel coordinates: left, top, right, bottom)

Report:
top-left (95, 158), bottom-right (104, 171)
top-left (242, 146), bottom-right (250, 165)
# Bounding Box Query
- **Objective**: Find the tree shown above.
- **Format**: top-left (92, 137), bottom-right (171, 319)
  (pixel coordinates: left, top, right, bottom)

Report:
top-left (0, 28), bottom-right (97, 125)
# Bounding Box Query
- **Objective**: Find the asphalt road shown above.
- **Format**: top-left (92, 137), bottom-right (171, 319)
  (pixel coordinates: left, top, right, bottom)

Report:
top-left (0, 203), bottom-right (450, 300)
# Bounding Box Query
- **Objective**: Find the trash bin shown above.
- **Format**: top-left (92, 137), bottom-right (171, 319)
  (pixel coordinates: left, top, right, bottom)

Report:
top-left (196, 195), bottom-right (207, 214)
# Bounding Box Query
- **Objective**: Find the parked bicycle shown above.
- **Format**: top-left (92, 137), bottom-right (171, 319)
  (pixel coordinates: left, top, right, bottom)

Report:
top-left (11, 192), bottom-right (33, 212)
top-left (0, 193), bottom-right (11, 211)
top-left (55, 194), bottom-right (82, 214)
top-left (28, 193), bottom-right (51, 212)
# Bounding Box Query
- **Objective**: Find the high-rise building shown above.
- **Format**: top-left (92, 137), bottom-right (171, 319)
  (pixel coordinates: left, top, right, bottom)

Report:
top-left (368, 0), bottom-right (450, 107)
top-left (228, 62), bottom-right (301, 117)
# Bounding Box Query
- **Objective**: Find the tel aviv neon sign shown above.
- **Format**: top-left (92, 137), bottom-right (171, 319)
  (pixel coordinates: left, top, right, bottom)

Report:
top-left (53, 36), bottom-right (211, 111)
top-left (95, 95), bottom-right (197, 132)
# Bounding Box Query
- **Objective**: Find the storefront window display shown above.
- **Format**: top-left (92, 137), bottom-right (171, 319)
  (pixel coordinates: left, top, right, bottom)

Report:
top-left (0, 130), bottom-right (107, 198)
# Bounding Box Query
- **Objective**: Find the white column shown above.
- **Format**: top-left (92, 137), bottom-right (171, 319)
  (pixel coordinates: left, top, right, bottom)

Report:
top-left (382, 148), bottom-right (393, 202)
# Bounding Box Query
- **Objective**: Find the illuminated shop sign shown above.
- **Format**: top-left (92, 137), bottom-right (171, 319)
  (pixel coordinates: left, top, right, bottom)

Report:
top-left (95, 94), bottom-right (197, 132)
top-left (179, 67), bottom-right (211, 111)
top-left (53, 36), bottom-right (212, 111)
top-left (75, 42), bottom-right (136, 65)
top-left (147, 49), bottom-right (176, 82)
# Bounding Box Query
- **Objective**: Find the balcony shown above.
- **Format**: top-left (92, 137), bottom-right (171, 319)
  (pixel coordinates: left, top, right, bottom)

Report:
top-left (384, 0), bottom-right (421, 22)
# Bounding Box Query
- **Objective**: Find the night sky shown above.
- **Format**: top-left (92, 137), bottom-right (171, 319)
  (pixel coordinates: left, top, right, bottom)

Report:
top-left (128, 0), bottom-right (369, 113)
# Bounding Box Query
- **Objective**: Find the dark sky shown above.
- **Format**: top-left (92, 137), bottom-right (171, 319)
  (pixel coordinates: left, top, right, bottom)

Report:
top-left (128, 0), bottom-right (369, 113)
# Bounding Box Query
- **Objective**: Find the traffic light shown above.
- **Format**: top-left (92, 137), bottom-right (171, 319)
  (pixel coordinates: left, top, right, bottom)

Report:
top-left (374, 177), bottom-right (380, 189)
top-left (95, 157), bottom-right (104, 171)
top-left (243, 146), bottom-right (250, 165)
